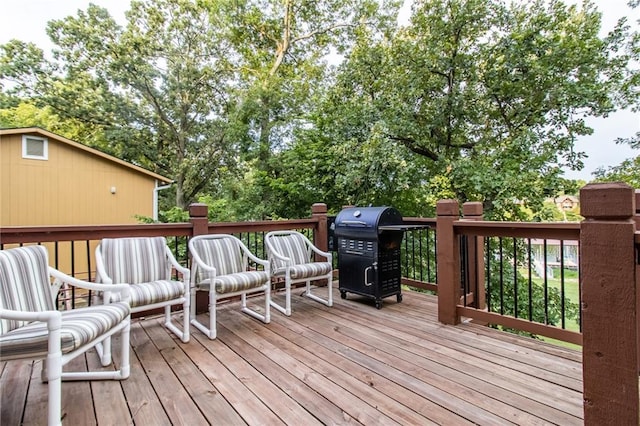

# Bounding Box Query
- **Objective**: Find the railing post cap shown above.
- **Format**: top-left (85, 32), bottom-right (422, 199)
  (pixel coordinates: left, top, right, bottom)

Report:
top-left (311, 203), bottom-right (328, 214)
top-left (462, 202), bottom-right (483, 216)
top-left (580, 182), bottom-right (635, 219)
top-left (436, 199), bottom-right (459, 216)
top-left (189, 203), bottom-right (208, 218)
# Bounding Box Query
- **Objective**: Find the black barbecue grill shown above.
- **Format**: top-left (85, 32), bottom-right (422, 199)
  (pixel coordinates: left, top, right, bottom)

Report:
top-left (334, 206), bottom-right (428, 309)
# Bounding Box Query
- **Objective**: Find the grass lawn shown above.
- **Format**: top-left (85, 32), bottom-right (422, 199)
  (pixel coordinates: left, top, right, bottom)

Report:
top-left (517, 266), bottom-right (582, 351)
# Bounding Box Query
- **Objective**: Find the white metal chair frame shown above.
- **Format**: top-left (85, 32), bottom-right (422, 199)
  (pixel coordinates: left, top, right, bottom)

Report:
top-left (265, 230), bottom-right (333, 316)
top-left (95, 237), bottom-right (190, 343)
top-left (189, 234), bottom-right (271, 339)
top-left (0, 246), bottom-right (131, 426)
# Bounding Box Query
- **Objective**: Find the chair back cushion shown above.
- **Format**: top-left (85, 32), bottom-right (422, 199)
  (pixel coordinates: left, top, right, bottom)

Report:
top-left (268, 233), bottom-right (310, 271)
top-left (0, 246), bottom-right (55, 335)
top-left (191, 236), bottom-right (245, 283)
top-left (101, 237), bottom-right (168, 284)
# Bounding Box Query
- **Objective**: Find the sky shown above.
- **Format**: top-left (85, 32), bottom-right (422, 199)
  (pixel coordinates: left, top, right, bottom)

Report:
top-left (0, 0), bottom-right (638, 181)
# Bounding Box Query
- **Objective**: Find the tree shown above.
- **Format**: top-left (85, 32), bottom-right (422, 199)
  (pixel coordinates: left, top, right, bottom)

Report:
top-left (201, 0), bottom-right (402, 218)
top-left (307, 0), bottom-right (634, 219)
top-left (592, 134), bottom-right (640, 187)
top-left (592, 0), bottom-right (639, 188)
top-left (1, 0), bottom-right (239, 209)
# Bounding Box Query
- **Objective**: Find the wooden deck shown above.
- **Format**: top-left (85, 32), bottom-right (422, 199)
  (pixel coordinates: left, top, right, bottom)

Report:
top-left (1, 287), bottom-right (584, 425)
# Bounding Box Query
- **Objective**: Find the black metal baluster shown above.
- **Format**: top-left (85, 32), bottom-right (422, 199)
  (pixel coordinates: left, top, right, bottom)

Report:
top-left (513, 237), bottom-right (518, 319)
top-left (560, 240), bottom-right (566, 329)
top-left (527, 238), bottom-right (533, 321)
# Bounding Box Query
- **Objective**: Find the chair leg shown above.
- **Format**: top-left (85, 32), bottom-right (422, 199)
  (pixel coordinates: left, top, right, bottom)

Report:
top-left (190, 288), bottom-right (217, 339)
top-left (182, 296), bottom-right (190, 343)
top-left (43, 320), bottom-right (63, 426)
top-left (208, 290), bottom-right (217, 340)
top-left (119, 318), bottom-right (131, 379)
top-left (285, 279), bottom-right (292, 316)
top-left (47, 354), bottom-right (63, 426)
top-left (304, 275), bottom-right (334, 307)
top-left (239, 286), bottom-right (271, 324)
top-left (190, 286), bottom-right (198, 330)
top-left (163, 302), bottom-right (190, 343)
top-left (264, 286), bottom-right (271, 323)
top-left (95, 336), bottom-right (112, 367)
top-left (269, 279), bottom-right (292, 316)
top-left (327, 275), bottom-right (334, 307)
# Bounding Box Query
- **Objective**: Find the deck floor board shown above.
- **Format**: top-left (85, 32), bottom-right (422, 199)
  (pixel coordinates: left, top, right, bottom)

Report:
top-left (1, 288), bottom-right (585, 425)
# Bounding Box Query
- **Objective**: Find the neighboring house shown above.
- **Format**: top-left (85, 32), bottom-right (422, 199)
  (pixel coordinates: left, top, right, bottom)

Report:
top-left (530, 239), bottom-right (579, 279)
top-left (554, 195), bottom-right (580, 212)
top-left (0, 127), bottom-right (173, 280)
top-left (0, 127), bottom-right (172, 226)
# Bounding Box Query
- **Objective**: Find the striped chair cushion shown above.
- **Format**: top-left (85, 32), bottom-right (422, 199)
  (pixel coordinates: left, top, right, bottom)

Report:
top-left (101, 237), bottom-right (168, 284)
top-left (279, 262), bottom-right (332, 280)
top-left (0, 246), bottom-right (55, 335)
top-left (268, 233), bottom-right (311, 272)
top-left (0, 302), bottom-right (130, 361)
top-left (197, 271), bottom-right (269, 294)
top-left (191, 237), bottom-right (245, 283)
top-left (109, 280), bottom-right (185, 308)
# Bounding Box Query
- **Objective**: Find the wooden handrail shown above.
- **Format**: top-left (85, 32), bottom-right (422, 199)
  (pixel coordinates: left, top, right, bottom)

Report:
top-left (454, 220), bottom-right (580, 240)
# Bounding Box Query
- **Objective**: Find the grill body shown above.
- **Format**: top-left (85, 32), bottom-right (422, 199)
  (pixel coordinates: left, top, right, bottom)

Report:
top-left (334, 206), bottom-right (404, 309)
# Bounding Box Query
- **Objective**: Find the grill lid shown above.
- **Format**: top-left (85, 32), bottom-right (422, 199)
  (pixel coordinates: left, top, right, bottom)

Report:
top-left (334, 206), bottom-right (403, 239)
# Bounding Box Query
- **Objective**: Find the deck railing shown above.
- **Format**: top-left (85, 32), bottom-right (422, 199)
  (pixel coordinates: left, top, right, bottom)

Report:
top-left (0, 202), bottom-right (329, 312)
top-left (401, 218), bottom-right (437, 292)
top-left (434, 183), bottom-right (639, 425)
top-left (403, 207), bottom-right (583, 344)
top-left (1, 184), bottom-right (637, 424)
top-left (0, 198), bottom-right (615, 345)
top-left (439, 208), bottom-right (582, 345)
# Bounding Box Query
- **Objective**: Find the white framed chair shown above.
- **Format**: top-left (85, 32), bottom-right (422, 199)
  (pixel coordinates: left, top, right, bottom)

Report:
top-left (0, 245), bottom-right (131, 426)
top-left (265, 230), bottom-right (333, 316)
top-left (95, 236), bottom-right (190, 343)
top-left (188, 234), bottom-right (270, 339)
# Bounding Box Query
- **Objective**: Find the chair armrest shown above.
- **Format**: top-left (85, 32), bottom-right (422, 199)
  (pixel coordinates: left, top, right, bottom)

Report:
top-left (164, 246), bottom-right (190, 282)
top-left (0, 308), bottom-right (61, 324)
top-left (191, 262), bottom-right (217, 283)
top-left (240, 245), bottom-right (270, 271)
top-left (94, 245), bottom-right (113, 284)
top-left (49, 267), bottom-right (128, 293)
top-left (267, 249), bottom-right (292, 264)
top-left (308, 244), bottom-right (332, 262)
top-left (48, 267), bottom-right (131, 304)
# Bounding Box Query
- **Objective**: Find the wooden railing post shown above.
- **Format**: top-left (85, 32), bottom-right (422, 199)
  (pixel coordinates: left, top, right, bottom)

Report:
top-left (189, 203), bottom-right (209, 237)
top-left (636, 189), bottom-right (640, 374)
top-left (462, 202), bottom-right (485, 311)
top-left (311, 203), bottom-right (329, 255)
top-left (437, 199), bottom-right (461, 325)
top-left (580, 182), bottom-right (638, 425)
top-left (635, 190), bottom-right (639, 228)
top-left (189, 203), bottom-right (209, 314)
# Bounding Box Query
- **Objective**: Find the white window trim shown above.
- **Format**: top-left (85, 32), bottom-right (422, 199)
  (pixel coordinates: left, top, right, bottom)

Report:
top-left (22, 135), bottom-right (48, 160)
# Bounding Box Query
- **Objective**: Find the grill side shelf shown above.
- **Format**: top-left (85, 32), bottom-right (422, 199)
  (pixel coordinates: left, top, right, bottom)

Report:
top-left (377, 224), bottom-right (431, 231)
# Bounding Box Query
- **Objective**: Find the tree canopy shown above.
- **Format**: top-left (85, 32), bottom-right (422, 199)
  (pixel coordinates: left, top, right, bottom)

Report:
top-left (1, 0), bottom-right (637, 219)
top-left (297, 0), bottom-right (636, 218)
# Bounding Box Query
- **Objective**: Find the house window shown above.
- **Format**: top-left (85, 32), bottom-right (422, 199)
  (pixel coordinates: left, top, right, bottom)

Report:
top-left (22, 135), bottom-right (48, 160)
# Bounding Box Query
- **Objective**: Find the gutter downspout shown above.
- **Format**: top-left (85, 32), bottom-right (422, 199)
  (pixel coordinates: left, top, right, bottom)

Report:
top-left (153, 181), bottom-right (173, 221)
